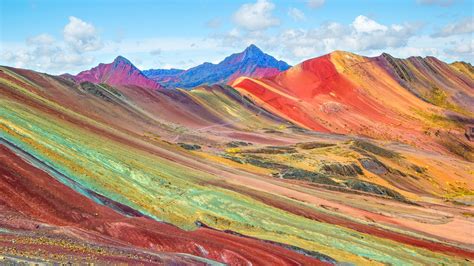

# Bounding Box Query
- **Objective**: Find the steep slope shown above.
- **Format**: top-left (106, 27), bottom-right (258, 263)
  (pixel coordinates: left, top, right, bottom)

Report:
top-left (231, 51), bottom-right (474, 150)
top-left (0, 144), bottom-right (323, 265)
top-left (450, 61), bottom-right (474, 80)
top-left (1, 65), bottom-right (474, 264)
top-left (144, 44), bottom-right (290, 89)
top-left (75, 56), bottom-right (162, 89)
top-left (378, 54), bottom-right (474, 114)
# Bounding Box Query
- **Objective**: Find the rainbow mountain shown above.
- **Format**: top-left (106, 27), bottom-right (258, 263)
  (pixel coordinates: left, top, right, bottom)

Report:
top-left (0, 46), bottom-right (473, 264)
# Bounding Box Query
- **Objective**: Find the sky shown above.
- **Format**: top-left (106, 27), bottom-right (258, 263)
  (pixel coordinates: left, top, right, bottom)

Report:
top-left (0, 0), bottom-right (473, 74)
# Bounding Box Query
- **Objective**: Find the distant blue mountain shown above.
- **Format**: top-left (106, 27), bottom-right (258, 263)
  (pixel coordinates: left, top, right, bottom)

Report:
top-left (142, 68), bottom-right (185, 79)
top-left (143, 44), bottom-right (291, 89)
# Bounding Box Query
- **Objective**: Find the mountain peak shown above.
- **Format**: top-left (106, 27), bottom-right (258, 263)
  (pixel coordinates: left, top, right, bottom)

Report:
top-left (75, 55), bottom-right (161, 89)
top-left (143, 45), bottom-right (290, 89)
top-left (242, 44), bottom-right (264, 59)
top-left (245, 44), bottom-right (261, 52)
top-left (327, 50), bottom-right (359, 58)
top-left (113, 56), bottom-right (133, 66)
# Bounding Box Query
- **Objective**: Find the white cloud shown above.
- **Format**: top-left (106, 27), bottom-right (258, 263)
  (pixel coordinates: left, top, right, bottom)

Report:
top-left (214, 15), bottom-right (422, 62)
top-left (1, 16), bottom-right (102, 73)
top-left (27, 34), bottom-right (55, 46)
top-left (443, 38), bottom-right (474, 62)
top-left (447, 42), bottom-right (473, 54)
top-left (432, 17), bottom-right (474, 37)
top-left (288, 8), bottom-right (306, 21)
top-left (1, 37), bottom-right (94, 73)
top-left (352, 15), bottom-right (388, 33)
top-left (92, 36), bottom-right (233, 70)
top-left (233, 0), bottom-right (279, 31)
top-left (307, 0), bottom-right (325, 9)
top-left (63, 16), bottom-right (102, 53)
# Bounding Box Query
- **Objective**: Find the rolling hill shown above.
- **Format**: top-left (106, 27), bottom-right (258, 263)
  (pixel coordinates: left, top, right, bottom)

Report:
top-left (1, 49), bottom-right (473, 264)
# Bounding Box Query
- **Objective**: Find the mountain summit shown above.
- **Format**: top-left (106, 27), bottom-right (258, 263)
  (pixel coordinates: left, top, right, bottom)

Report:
top-left (232, 44), bottom-right (265, 61)
top-left (143, 44), bottom-right (290, 89)
top-left (75, 56), bottom-right (162, 89)
top-left (112, 56), bottom-right (133, 67)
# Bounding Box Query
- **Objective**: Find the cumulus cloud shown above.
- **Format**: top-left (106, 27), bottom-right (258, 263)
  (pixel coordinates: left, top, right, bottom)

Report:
top-left (27, 34), bottom-right (55, 46)
top-left (352, 15), bottom-right (388, 33)
top-left (1, 16), bottom-right (101, 73)
top-left (63, 16), bottom-right (103, 53)
top-left (443, 38), bottom-right (474, 62)
top-left (233, 0), bottom-right (279, 31)
top-left (215, 15), bottom-right (421, 61)
top-left (307, 0), bottom-right (325, 9)
top-left (288, 7), bottom-right (306, 21)
top-left (1, 35), bottom-right (94, 72)
top-left (446, 42), bottom-right (473, 54)
top-left (431, 16), bottom-right (474, 37)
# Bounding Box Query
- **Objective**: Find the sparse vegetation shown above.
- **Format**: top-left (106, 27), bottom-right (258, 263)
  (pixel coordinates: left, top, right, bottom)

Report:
top-left (272, 168), bottom-right (339, 186)
top-left (239, 146), bottom-right (297, 154)
top-left (352, 140), bottom-right (400, 159)
top-left (178, 143), bottom-right (201, 150)
top-left (226, 141), bottom-right (253, 148)
top-left (344, 179), bottom-right (410, 203)
top-left (424, 87), bottom-right (467, 114)
top-left (296, 142), bottom-right (336, 150)
top-left (221, 154), bottom-right (339, 186)
top-left (417, 110), bottom-right (463, 129)
top-left (358, 157), bottom-right (388, 175)
top-left (411, 164), bottom-right (427, 174)
top-left (80, 82), bottom-right (113, 102)
top-left (438, 133), bottom-right (474, 162)
top-left (320, 162), bottom-right (363, 177)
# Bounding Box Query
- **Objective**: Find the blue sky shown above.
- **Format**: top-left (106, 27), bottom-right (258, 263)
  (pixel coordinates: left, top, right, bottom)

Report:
top-left (1, 0), bottom-right (473, 74)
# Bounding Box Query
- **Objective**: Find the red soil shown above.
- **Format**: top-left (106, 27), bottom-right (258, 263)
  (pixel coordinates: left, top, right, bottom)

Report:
top-left (0, 144), bottom-right (328, 265)
top-left (232, 54), bottom-right (399, 134)
top-left (207, 180), bottom-right (474, 260)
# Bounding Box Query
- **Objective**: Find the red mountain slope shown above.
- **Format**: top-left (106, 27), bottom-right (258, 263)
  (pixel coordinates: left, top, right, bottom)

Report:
top-left (231, 51), bottom-right (472, 147)
top-left (75, 56), bottom-right (162, 89)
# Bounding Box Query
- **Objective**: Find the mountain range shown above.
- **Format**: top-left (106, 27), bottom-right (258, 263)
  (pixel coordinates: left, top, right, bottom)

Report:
top-left (74, 44), bottom-right (290, 90)
top-left (143, 44), bottom-right (290, 88)
top-left (1, 45), bottom-right (474, 264)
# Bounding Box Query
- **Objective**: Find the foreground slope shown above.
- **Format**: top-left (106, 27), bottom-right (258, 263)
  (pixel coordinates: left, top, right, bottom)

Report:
top-left (1, 64), bottom-right (474, 264)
